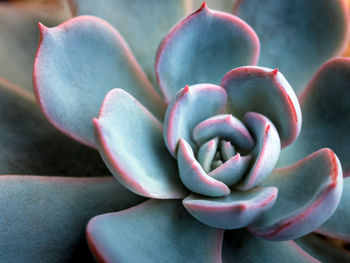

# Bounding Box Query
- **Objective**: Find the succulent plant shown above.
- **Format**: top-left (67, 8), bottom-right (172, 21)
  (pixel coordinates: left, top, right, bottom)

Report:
top-left (1, 0), bottom-right (350, 262)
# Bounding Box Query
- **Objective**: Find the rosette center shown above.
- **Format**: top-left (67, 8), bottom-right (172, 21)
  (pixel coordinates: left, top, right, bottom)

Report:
top-left (177, 112), bottom-right (281, 197)
top-left (194, 114), bottom-right (254, 188)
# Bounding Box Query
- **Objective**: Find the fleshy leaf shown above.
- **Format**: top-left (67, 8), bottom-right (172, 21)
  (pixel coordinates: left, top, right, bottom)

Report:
top-left (94, 89), bottom-right (187, 199)
top-left (221, 66), bottom-right (301, 148)
top-left (222, 229), bottom-right (318, 263)
top-left (315, 177), bottom-right (350, 242)
top-left (0, 176), bottom-right (143, 263)
top-left (212, 160), bottom-right (224, 170)
top-left (234, 0), bottom-right (350, 94)
top-left (279, 58), bottom-right (350, 175)
top-left (69, 0), bottom-right (191, 86)
top-left (87, 200), bottom-right (223, 263)
top-left (209, 154), bottom-right (251, 186)
top-left (177, 139), bottom-right (230, 197)
top-left (296, 234), bottom-right (350, 263)
top-left (183, 187), bottom-right (277, 229)
top-left (249, 149), bottom-right (343, 241)
top-left (164, 84), bottom-right (227, 157)
top-left (220, 140), bottom-right (236, 161)
top-left (236, 112), bottom-right (280, 190)
top-left (156, 3), bottom-right (259, 101)
top-left (34, 15), bottom-right (165, 147)
top-left (193, 114), bottom-right (254, 154)
top-left (0, 2), bottom-right (70, 92)
top-left (197, 137), bottom-right (219, 173)
top-left (0, 78), bottom-right (109, 176)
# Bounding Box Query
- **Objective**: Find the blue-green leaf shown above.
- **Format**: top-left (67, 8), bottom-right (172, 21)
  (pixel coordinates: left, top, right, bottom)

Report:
top-left (34, 16), bottom-right (165, 147)
top-left (234, 0), bottom-right (349, 94)
top-left (0, 79), bottom-right (108, 176)
top-left (156, 3), bottom-right (259, 101)
top-left (0, 176), bottom-right (143, 263)
top-left (222, 229), bottom-right (317, 263)
top-left (183, 187), bottom-right (277, 229)
top-left (249, 149), bottom-right (343, 241)
top-left (279, 58), bottom-right (350, 175)
top-left (87, 200), bottom-right (223, 263)
top-left (94, 89), bottom-right (187, 199)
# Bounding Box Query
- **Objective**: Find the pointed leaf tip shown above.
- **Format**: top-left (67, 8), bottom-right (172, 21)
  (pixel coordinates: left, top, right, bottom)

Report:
top-left (193, 2), bottom-right (208, 15)
top-left (235, 0), bottom-right (350, 94)
top-left (38, 22), bottom-right (48, 33)
top-left (34, 16), bottom-right (164, 147)
top-left (156, 4), bottom-right (259, 101)
top-left (200, 2), bottom-right (208, 10)
top-left (183, 85), bottom-right (190, 94)
top-left (222, 66), bottom-right (301, 148)
top-left (163, 84), bottom-right (227, 157)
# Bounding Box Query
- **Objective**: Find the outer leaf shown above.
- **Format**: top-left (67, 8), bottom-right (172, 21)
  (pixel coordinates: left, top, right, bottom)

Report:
top-left (69, 0), bottom-right (191, 86)
top-left (0, 78), bottom-right (108, 176)
top-left (94, 89), bottom-right (187, 199)
top-left (0, 2), bottom-right (70, 92)
top-left (236, 112), bottom-right (280, 190)
top-left (0, 176), bottom-right (143, 263)
top-left (249, 149), bottom-right (343, 241)
top-left (163, 84), bottom-right (227, 157)
top-left (222, 229), bottom-right (318, 263)
top-left (183, 187), bottom-right (277, 229)
top-left (156, 3), bottom-right (259, 101)
top-left (221, 66), bottom-right (301, 148)
top-left (234, 0), bottom-right (350, 94)
top-left (296, 234), bottom-right (350, 263)
top-left (87, 200), bottom-right (223, 263)
top-left (177, 139), bottom-right (230, 197)
top-left (315, 177), bottom-right (350, 242)
top-left (279, 58), bottom-right (350, 175)
top-left (34, 16), bottom-right (165, 147)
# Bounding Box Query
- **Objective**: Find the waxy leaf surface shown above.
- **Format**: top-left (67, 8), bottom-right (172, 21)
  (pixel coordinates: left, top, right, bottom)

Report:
top-left (235, 0), bottom-right (349, 93)
top-left (183, 187), bottom-right (277, 229)
top-left (70, 0), bottom-right (191, 86)
top-left (87, 200), bottom-right (223, 263)
top-left (222, 66), bottom-right (301, 148)
top-left (156, 3), bottom-right (259, 101)
top-left (279, 58), bottom-right (350, 175)
top-left (0, 176), bottom-right (143, 263)
top-left (0, 79), bottom-right (108, 176)
top-left (34, 16), bottom-right (165, 147)
top-left (250, 149), bottom-right (343, 241)
top-left (164, 84), bottom-right (227, 157)
top-left (94, 89), bottom-right (187, 199)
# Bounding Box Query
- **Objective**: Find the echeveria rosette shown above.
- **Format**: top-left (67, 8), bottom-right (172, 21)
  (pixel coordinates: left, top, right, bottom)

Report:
top-left (82, 4), bottom-right (343, 262)
top-left (2, 0), bottom-right (350, 262)
top-left (92, 63), bottom-right (342, 236)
